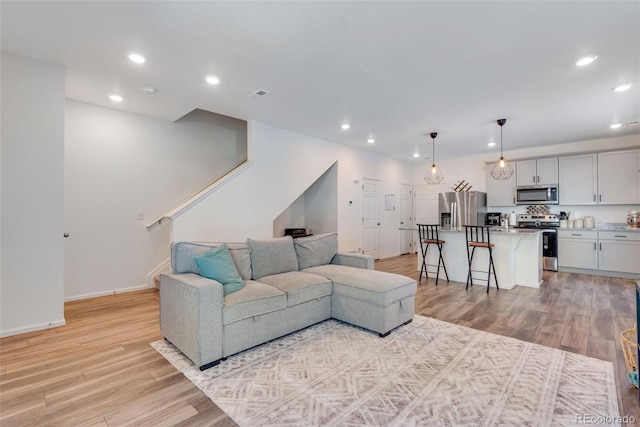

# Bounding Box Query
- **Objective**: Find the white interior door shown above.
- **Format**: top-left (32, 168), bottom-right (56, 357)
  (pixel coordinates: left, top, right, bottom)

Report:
top-left (399, 184), bottom-right (412, 255)
top-left (362, 179), bottom-right (380, 259)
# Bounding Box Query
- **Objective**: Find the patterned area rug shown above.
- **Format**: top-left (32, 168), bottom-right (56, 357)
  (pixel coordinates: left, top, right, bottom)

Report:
top-left (151, 315), bottom-right (620, 426)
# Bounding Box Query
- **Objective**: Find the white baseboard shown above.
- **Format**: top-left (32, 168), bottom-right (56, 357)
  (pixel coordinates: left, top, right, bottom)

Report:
top-left (64, 284), bottom-right (153, 302)
top-left (146, 257), bottom-right (171, 287)
top-left (1, 318), bottom-right (66, 338)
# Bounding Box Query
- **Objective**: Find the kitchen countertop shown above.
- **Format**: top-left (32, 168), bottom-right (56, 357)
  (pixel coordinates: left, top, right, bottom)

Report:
top-left (399, 226), bottom-right (541, 234)
top-left (560, 222), bottom-right (640, 232)
top-left (441, 226), bottom-right (541, 234)
top-left (401, 223), bottom-right (640, 233)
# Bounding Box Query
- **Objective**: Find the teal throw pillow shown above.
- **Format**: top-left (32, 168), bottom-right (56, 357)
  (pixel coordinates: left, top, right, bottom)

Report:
top-left (194, 244), bottom-right (245, 296)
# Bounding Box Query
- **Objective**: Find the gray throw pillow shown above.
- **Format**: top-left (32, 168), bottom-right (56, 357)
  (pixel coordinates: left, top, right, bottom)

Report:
top-left (171, 241), bottom-right (252, 280)
top-left (294, 232), bottom-right (338, 270)
top-left (247, 236), bottom-right (299, 279)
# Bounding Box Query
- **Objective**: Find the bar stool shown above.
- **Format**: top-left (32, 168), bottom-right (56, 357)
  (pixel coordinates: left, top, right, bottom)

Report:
top-left (464, 225), bottom-right (498, 293)
top-left (417, 224), bottom-right (449, 285)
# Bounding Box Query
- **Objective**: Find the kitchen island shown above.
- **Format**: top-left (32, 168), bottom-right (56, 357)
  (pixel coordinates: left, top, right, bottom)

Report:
top-left (415, 227), bottom-right (543, 289)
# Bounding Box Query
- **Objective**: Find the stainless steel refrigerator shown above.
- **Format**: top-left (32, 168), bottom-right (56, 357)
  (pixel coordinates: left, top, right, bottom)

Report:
top-left (439, 191), bottom-right (487, 228)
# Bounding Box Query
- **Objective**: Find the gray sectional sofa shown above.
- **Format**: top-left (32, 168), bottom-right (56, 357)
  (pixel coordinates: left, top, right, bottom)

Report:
top-left (159, 233), bottom-right (416, 370)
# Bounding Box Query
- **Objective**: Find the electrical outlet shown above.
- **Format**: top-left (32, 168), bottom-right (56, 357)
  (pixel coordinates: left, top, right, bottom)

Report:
top-left (137, 211), bottom-right (144, 221)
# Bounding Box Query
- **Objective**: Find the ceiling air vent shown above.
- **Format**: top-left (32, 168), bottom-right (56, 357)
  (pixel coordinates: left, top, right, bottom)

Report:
top-left (248, 89), bottom-right (270, 100)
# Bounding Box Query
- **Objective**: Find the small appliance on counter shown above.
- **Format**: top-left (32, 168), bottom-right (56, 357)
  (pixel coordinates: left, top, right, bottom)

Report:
top-left (486, 212), bottom-right (502, 226)
top-left (628, 210), bottom-right (640, 228)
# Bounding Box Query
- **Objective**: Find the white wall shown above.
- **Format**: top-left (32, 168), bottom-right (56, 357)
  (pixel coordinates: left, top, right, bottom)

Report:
top-left (64, 101), bottom-right (247, 300)
top-left (412, 134), bottom-right (640, 222)
top-left (1, 52), bottom-right (66, 337)
top-left (172, 121), bottom-right (413, 259)
top-left (304, 162), bottom-right (338, 236)
top-left (273, 162), bottom-right (338, 238)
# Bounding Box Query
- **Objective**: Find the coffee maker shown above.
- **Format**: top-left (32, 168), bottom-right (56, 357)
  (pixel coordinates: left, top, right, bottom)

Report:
top-left (486, 212), bottom-right (501, 226)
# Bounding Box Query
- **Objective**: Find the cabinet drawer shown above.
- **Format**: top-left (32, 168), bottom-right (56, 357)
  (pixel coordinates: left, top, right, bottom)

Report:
top-left (559, 230), bottom-right (598, 239)
top-left (598, 231), bottom-right (640, 242)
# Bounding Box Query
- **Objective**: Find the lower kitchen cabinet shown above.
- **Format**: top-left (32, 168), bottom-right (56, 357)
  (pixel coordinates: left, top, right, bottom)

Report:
top-left (558, 230), bottom-right (598, 270)
top-left (598, 231), bottom-right (640, 274)
top-left (559, 230), bottom-right (640, 274)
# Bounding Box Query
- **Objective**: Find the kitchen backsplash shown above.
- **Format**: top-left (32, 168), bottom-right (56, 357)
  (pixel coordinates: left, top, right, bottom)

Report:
top-left (487, 204), bottom-right (639, 223)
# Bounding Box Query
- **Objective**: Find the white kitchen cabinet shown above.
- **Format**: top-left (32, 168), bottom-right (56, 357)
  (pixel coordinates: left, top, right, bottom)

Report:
top-left (598, 231), bottom-right (640, 274)
top-left (516, 158), bottom-right (558, 186)
top-left (597, 149), bottom-right (640, 204)
top-left (486, 165), bottom-right (515, 206)
top-left (559, 153), bottom-right (597, 205)
top-left (558, 230), bottom-right (598, 270)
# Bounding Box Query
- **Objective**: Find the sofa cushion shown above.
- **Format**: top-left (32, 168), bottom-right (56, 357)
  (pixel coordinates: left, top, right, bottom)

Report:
top-left (257, 271), bottom-right (332, 307)
top-left (294, 232), bottom-right (338, 270)
top-left (223, 280), bottom-right (287, 325)
top-left (194, 244), bottom-right (245, 296)
top-left (247, 236), bottom-right (299, 280)
top-left (171, 241), bottom-right (252, 280)
top-left (303, 264), bottom-right (416, 306)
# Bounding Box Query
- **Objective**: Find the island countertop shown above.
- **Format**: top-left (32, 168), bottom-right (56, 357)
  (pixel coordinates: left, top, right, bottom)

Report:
top-left (411, 227), bottom-right (542, 290)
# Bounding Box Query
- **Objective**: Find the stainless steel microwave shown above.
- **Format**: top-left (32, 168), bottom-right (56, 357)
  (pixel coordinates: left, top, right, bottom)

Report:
top-left (516, 185), bottom-right (559, 205)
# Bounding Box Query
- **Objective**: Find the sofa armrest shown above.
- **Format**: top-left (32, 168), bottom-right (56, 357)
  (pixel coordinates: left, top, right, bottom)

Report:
top-left (331, 252), bottom-right (375, 270)
top-left (159, 273), bottom-right (223, 369)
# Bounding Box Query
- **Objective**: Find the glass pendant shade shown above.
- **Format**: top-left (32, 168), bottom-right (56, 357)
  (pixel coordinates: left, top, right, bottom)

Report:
top-left (424, 132), bottom-right (444, 184)
top-left (491, 119), bottom-right (514, 180)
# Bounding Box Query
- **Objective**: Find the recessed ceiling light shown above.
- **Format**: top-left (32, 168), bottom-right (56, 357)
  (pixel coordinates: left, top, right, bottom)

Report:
top-left (613, 83), bottom-right (633, 92)
top-left (206, 76), bottom-right (220, 85)
top-left (109, 94), bottom-right (123, 102)
top-left (576, 55), bottom-right (598, 66)
top-left (367, 138), bottom-right (375, 144)
top-left (413, 152), bottom-right (420, 158)
top-left (610, 123), bottom-right (622, 129)
top-left (341, 123), bottom-right (350, 130)
top-left (128, 53), bottom-right (146, 64)
top-left (487, 142), bottom-right (496, 147)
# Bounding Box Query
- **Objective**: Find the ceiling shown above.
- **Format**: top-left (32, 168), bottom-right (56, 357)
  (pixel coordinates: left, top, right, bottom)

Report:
top-left (2, 1), bottom-right (639, 162)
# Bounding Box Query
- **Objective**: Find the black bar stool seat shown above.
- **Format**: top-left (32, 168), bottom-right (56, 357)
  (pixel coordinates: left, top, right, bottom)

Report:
top-left (417, 224), bottom-right (449, 285)
top-left (464, 225), bottom-right (498, 293)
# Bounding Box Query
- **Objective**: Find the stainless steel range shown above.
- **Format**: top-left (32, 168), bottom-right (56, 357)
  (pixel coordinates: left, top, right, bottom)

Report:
top-left (515, 214), bottom-right (559, 271)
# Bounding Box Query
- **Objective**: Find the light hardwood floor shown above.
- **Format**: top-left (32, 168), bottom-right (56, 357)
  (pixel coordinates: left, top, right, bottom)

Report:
top-left (1, 254), bottom-right (638, 426)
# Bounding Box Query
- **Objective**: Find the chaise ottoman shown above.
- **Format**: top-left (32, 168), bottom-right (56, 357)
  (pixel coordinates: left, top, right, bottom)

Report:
top-left (301, 264), bottom-right (416, 337)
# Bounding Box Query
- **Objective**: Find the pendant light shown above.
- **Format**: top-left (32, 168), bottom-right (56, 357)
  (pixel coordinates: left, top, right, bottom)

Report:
top-left (491, 118), bottom-right (514, 180)
top-left (424, 132), bottom-right (444, 184)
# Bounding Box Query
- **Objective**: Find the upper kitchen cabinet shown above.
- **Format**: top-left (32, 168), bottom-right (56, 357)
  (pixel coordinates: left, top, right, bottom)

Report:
top-left (598, 149), bottom-right (640, 204)
top-left (559, 154), bottom-right (598, 205)
top-left (486, 165), bottom-right (516, 206)
top-left (516, 158), bottom-right (558, 186)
